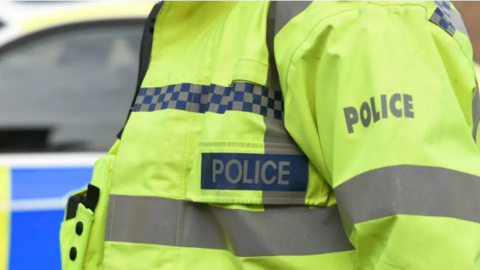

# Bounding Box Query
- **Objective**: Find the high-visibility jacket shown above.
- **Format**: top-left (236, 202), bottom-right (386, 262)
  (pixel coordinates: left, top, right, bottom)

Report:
top-left (60, 1), bottom-right (480, 270)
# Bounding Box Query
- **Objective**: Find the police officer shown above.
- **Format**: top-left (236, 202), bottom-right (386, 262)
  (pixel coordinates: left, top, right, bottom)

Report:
top-left (61, 1), bottom-right (480, 269)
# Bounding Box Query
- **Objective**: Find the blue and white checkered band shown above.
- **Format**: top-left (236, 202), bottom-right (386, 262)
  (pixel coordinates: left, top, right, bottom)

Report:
top-left (133, 82), bottom-right (284, 120)
top-left (430, 1), bottom-right (456, 36)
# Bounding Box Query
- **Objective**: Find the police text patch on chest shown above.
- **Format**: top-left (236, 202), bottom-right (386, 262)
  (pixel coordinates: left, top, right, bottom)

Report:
top-left (201, 153), bottom-right (309, 191)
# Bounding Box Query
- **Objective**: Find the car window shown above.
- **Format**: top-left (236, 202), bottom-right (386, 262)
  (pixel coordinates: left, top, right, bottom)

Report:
top-left (0, 22), bottom-right (143, 152)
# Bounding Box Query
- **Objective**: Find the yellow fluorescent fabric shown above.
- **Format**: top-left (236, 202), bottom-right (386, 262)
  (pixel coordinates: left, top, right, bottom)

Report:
top-left (143, 1), bottom-right (269, 88)
top-left (83, 155), bottom-right (115, 270)
top-left (114, 0), bottom-right (328, 205)
top-left (103, 242), bottom-right (355, 270)
top-left (0, 167), bottom-right (9, 270)
top-left (61, 204), bottom-right (94, 270)
top-left (102, 1), bottom-right (350, 269)
top-left (276, 1), bottom-right (480, 269)
top-left (352, 215), bottom-right (480, 270)
top-left (60, 154), bottom-right (115, 270)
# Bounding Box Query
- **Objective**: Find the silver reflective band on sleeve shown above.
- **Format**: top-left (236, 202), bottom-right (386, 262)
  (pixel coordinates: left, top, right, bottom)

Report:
top-left (263, 117), bottom-right (307, 205)
top-left (334, 165), bottom-right (480, 235)
top-left (105, 195), bottom-right (353, 256)
top-left (451, 9), bottom-right (469, 37)
top-left (473, 81), bottom-right (479, 141)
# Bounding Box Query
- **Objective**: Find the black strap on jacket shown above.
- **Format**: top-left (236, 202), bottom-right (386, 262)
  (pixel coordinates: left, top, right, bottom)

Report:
top-left (117, 2), bottom-right (164, 139)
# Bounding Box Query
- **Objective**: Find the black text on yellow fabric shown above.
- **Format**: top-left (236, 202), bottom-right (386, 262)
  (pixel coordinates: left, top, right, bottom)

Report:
top-left (344, 94), bottom-right (414, 134)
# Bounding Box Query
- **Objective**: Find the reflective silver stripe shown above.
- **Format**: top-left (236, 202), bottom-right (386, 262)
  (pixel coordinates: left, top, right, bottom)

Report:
top-left (105, 195), bottom-right (353, 256)
top-left (451, 9), bottom-right (469, 37)
top-left (263, 117), bottom-right (306, 205)
top-left (263, 117), bottom-right (303, 153)
top-left (473, 81), bottom-right (479, 141)
top-left (334, 165), bottom-right (480, 235)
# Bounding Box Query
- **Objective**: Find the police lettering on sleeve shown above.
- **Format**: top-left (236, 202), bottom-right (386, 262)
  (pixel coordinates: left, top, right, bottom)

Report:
top-left (343, 94), bottom-right (414, 134)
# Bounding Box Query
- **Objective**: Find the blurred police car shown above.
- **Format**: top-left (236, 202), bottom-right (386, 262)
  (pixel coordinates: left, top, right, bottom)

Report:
top-left (0, 2), bottom-right (154, 270)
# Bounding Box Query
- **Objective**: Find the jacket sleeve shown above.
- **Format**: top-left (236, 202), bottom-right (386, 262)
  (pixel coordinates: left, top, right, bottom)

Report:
top-left (283, 2), bottom-right (480, 269)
